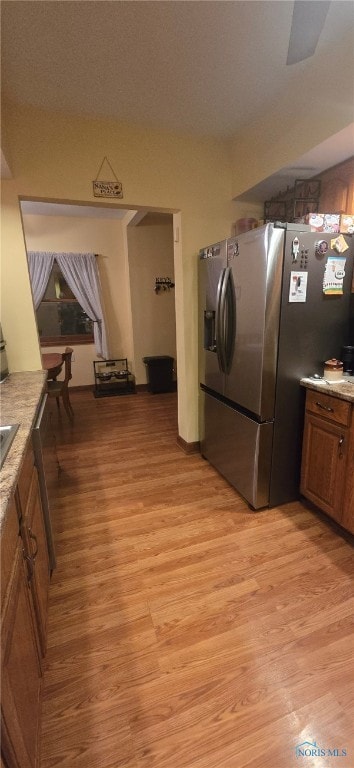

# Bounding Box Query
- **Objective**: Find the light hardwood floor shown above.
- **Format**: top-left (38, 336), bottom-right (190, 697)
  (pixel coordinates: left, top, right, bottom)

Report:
top-left (41, 390), bottom-right (354, 768)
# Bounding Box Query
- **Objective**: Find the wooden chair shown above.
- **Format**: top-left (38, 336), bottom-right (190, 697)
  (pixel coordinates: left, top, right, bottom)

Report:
top-left (47, 347), bottom-right (74, 421)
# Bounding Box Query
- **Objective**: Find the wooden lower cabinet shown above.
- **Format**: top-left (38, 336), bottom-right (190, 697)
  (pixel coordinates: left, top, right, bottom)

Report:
top-left (20, 469), bottom-right (50, 658)
top-left (1, 543), bottom-right (42, 768)
top-left (1, 444), bottom-right (50, 768)
top-left (300, 389), bottom-right (354, 533)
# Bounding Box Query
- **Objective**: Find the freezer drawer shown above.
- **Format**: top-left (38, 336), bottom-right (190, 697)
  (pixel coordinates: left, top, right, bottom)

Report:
top-left (201, 391), bottom-right (273, 509)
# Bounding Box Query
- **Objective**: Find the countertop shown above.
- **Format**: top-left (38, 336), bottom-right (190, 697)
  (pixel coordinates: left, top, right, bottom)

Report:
top-left (300, 375), bottom-right (354, 403)
top-left (0, 371), bottom-right (47, 528)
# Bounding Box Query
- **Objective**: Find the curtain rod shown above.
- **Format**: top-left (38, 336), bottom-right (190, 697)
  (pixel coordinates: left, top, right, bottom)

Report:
top-left (29, 251), bottom-right (106, 259)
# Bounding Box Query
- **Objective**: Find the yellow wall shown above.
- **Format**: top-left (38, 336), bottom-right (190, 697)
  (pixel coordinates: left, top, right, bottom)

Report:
top-left (1, 102), bottom-right (237, 442)
top-left (1, 182), bottom-right (42, 371)
top-left (127, 216), bottom-right (176, 384)
top-left (21, 211), bottom-right (177, 387)
top-left (21, 212), bottom-right (134, 386)
top-left (2, 88), bottom-right (352, 441)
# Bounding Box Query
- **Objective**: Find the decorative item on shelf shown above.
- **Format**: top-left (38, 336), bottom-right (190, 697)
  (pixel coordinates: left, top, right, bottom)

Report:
top-left (294, 179), bottom-right (321, 200)
top-left (233, 218), bottom-right (258, 235)
top-left (294, 199), bottom-right (319, 222)
top-left (293, 179), bottom-right (321, 221)
top-left (154, 277), bottom-right (175, 293)
top-left (264, 179), bottom-right (321, 224)
top-left (264, 200), bottom-right (287, 223)
top-left (92, 156), bottom-right (123, 198)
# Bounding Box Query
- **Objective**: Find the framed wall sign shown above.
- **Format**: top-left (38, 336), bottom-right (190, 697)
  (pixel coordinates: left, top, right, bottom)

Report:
top-left (92, 180), bottom-right (123, 198)
top-left (294, 179), bottom-right (321, 199)
top-left (93, 156), bottom-right (123, 198)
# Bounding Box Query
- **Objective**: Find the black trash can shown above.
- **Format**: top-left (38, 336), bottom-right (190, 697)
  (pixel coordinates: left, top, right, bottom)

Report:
top-left (143, 356), bottom-right (174, 393)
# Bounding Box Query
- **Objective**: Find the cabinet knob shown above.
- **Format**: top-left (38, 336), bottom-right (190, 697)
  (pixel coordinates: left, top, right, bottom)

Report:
top-left (338, 435), bottom-right (345, 458)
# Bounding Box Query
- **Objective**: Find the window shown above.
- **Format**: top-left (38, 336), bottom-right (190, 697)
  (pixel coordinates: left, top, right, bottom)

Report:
top-left (36, 263), bottom-right (94, 345)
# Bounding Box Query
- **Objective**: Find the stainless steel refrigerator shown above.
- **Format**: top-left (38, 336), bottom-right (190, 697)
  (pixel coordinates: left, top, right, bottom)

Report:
top-left (199, 222), bottom-right (354, 509)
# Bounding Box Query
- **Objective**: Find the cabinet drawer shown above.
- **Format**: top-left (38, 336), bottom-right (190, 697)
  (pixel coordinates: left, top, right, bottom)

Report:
top-left (305, 389), bottom-right (351, 427)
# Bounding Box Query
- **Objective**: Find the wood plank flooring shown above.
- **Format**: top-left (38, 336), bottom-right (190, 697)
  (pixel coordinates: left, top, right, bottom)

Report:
top-left (40, 390), bottom-right (354, 768)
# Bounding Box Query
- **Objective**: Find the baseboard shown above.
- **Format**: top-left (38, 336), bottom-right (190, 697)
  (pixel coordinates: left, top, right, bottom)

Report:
top-left (70, 384), bottom-right (94, 392)
top-left (177, 434), bottom-right (200, 454)
top-left (135, 383), bottom-right (177, 393)
top-left (70, 384), bottom-right (176, 394)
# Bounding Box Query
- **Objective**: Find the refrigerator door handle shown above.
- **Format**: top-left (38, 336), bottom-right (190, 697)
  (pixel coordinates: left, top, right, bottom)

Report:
top-left (224, 268), bottom-right (235, 373)
top-left (219, 267), bottom-right (231, 373)
top-left (215, 268), bottom-right (226, 373)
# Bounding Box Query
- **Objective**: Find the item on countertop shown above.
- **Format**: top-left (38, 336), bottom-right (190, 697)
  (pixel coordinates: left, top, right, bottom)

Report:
top-left (324, 358), bottom-right (344, 381)
top-left (341, 345), bottom-right (354, 375)
top-left (309, 374), bottom-right (330, 385)
top-left (0, 323), bottom-right (9, 383)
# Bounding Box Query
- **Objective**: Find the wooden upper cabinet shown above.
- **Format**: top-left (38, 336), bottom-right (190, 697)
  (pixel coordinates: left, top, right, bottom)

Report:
top-left (320, 177), bottom-right (348, 213)
top-left (317, 157), bottom-right (354, 213)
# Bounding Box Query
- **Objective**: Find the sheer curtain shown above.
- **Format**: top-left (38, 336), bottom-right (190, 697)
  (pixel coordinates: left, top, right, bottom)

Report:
top-left (54, 253), bottom-right (108, 359)
top-left (27, 251), bottom-right (55, 308)
top-left (28, 251), bottom-right (109, 359)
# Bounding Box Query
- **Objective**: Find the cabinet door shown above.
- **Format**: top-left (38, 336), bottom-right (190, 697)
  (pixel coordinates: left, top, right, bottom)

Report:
top-left (20, 468), bottom-right (50, 658)
top-left (341, 419), bottom-right (354, 534)
top-left (1, 544), bottom-right (42, 768)
top-left (300, 413), bottom-right (347, 524)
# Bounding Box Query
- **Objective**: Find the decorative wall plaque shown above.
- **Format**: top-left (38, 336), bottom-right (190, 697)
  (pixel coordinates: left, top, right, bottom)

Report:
top-left (93, 180), bottom-right (123, 198)
top-left (93, 156), bottom-right (123, 199)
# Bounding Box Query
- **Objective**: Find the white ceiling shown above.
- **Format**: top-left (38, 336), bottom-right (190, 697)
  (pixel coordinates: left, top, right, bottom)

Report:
top-left (2, 1), bottom-right (354, 199)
